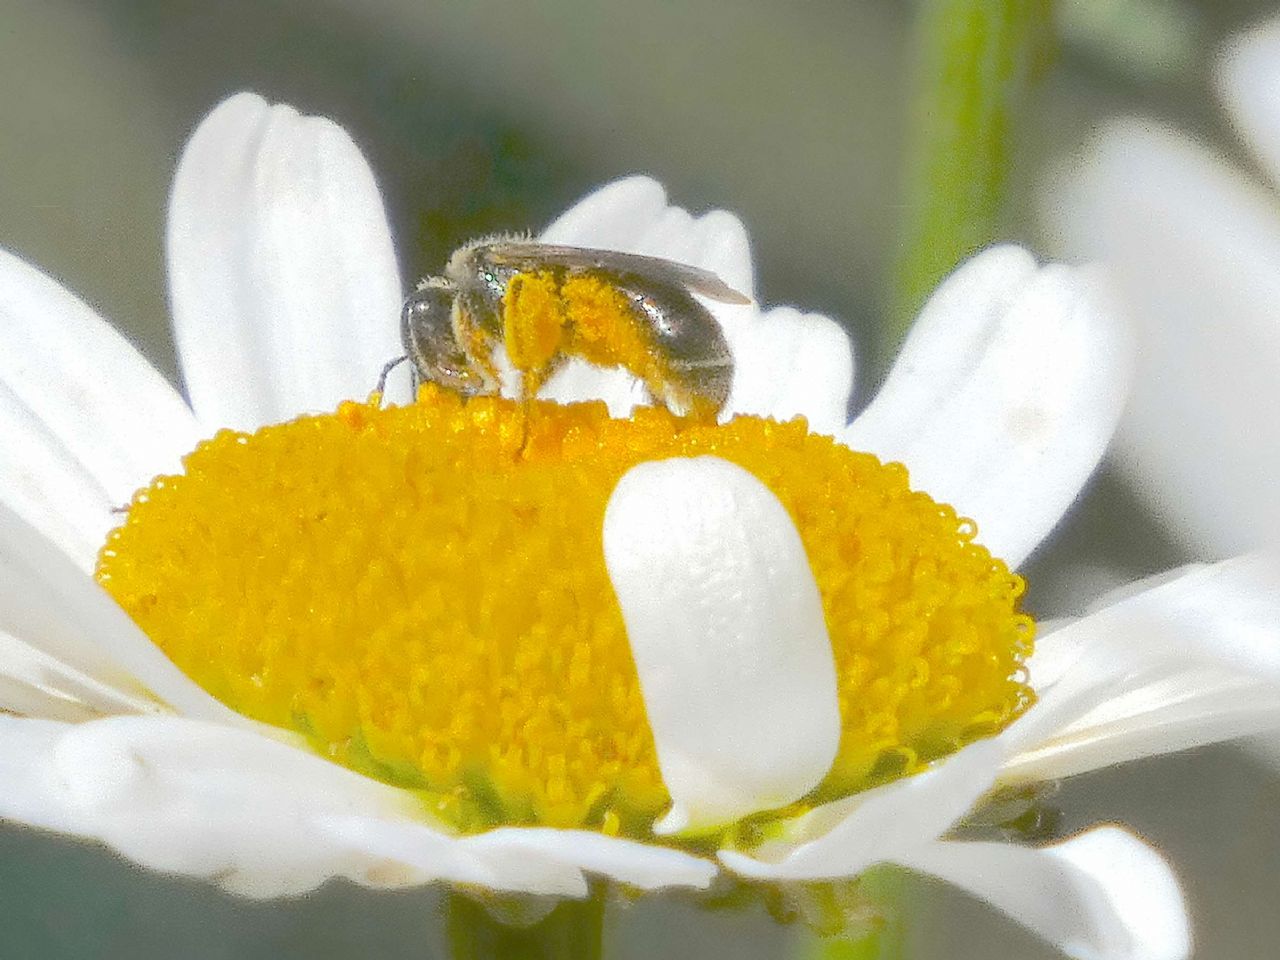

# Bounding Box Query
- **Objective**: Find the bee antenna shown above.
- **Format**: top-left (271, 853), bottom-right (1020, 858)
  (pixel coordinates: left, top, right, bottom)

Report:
top-left (375, 354), bottom-right (410, 400)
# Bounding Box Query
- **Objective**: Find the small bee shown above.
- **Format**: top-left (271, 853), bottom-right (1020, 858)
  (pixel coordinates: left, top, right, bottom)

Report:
top-left (391, 238), bottom-right (750, 417)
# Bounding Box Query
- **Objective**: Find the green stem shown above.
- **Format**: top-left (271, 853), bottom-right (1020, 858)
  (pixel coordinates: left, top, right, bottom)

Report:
top-left (446, 889), bottom-right (606, 960)
top-left (801, 869), bottom-right (910, 960)
top-left (888, 0), bottom-right (1056, 360)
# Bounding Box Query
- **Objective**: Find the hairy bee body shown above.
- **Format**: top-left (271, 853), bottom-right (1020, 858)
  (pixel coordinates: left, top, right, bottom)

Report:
top-left (399, 239), bottom-right (748, 417)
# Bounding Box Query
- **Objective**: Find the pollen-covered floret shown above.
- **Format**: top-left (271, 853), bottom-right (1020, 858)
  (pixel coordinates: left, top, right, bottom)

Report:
top-left (97, 387), bottom-right (1033, 839)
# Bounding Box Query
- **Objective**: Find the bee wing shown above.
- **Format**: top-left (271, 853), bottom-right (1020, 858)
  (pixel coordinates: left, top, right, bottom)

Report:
top-left (477, 241), bottom-right (752, 305)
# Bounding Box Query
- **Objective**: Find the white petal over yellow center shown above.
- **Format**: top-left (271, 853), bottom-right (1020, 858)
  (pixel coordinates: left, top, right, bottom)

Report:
top-left (605, 457), bottom-right (841, 835)
top-left (96, 387), bottom-right (1033, 841)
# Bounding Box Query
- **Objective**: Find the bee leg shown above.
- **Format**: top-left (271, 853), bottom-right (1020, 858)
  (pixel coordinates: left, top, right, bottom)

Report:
top-left (375, 354), bottom-right (410, 402)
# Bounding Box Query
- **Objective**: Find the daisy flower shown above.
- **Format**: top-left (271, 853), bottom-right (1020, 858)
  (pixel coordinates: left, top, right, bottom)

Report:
top-left (3, 92), bottom-right (1280, 960)
top-left (1043, 17), bottom-right (1280, 559)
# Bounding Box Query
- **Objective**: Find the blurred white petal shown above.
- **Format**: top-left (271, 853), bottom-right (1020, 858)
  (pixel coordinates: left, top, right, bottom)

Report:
top-left (168, 92), bottom-right (403, 431)
top-left (845, 248), bottom-right (1129, 567)
top-left (902, 828), bottom-right (1190, 960)
top-left (603, 456), bottom-right (840, 834)
top-left (0, 249), bottom-right (201, 566)
top-left (1218, 19), bottom-right (1280, 191)
top-left (1047, 119), bottom-right (1280, 556)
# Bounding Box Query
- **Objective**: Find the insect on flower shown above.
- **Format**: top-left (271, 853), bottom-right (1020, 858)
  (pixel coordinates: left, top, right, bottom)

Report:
top-left (389, 238), bottom-right (751, 417)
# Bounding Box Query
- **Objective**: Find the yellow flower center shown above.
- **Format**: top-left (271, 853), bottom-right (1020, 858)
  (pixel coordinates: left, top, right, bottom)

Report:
top-left (96, 388), bottom-right (1033, 839)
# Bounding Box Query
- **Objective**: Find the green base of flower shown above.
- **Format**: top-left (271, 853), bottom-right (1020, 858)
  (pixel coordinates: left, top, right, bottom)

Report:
top-left (446, 889), bottom-right (606, 960)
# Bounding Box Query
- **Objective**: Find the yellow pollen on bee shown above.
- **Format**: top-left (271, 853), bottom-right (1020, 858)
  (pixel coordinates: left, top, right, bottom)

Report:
top-left (502, 272), bottom-right (566, 389)
top-left (96, 388), bottom-right (1034, 838)
top-left (502, 271), bottom-right (672, 404)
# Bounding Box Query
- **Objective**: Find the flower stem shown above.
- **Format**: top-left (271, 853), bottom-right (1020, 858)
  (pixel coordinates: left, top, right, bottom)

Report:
top-left (798, 868), bottom-right (910, 960)
top-left (445, 890), bottom-right (606, 960)
top-left (887, 0), bottom-right (1056, 359)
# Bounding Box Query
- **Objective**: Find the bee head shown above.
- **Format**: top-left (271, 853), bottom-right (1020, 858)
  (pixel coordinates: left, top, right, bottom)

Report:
top-left (401, 278), bottom-right (484, 395)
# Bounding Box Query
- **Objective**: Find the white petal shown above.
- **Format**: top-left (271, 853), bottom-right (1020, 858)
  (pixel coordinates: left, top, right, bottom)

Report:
top-left (844, 250), bottom-right (1131, 568)
top-left (465, 828), bottom-right (717, 891)
top-left (1004, 670), bottom-right (1280, 782)
top-left (316, 814), bottom-right (567, 895)
top-left (0, 714), bottom-right (428, 899)
top-left (725, 305), bottom-right (854, 435)
top-left (168, 92), bottom-right (404, 432)
top-left (846, 246), bottom-right (1037, 440)
top-left (900, 828), bottom-right (1190, 960)
top-left (0, 629), bottom-right (156, 718)
top-left (603, 457), bottom-right (840, 834)
top-left (1218, 18), bottom-right (1280, 190)
top-left (540, 175), bottom-right (755, 298)
top-left (0, 383), bottom-right (114, 571)
top-left (0, 717), bottom-right (87, 833)
top-left (537, 358), bottom-right (652, 416)
top-left (1002, 552), bottom-right (1280, 781)
top-left (719, 740), bottom-right (1003, 881)
top-left (1046, 120), bottom-right (1280, 556)
top-left (0, 249), bottom-right (201, 565)
top-left (0, 676), bottom-right (99, 723)
top-left (321, 818), bottom-right (718, 897)
top-left (0, 502), bottom-right (241, 724)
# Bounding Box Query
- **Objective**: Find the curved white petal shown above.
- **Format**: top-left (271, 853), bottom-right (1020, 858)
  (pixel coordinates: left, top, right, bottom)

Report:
top-left (540, 175), bottom-right (755, 299)
top-left (1001, 552), bottom-right (1280, 782)
top-left (719, 740), bottom-right (1003, 881)
top-left (1218, 18), bottom-right (1280, 191)
top-left (603, 456), bottom-right (840, 834)
top-left (848, 246), bottom-right (1038, 439)
top-left (844, 249), bottom-right (1131, 568)
top-left (465, 828), bottom-right (717, 891)
top-left (316, 815), bottom-right (579, 896)
top-left (1047, 120), bottom-right (1280, 556)
top-left (0, 249), bottom-right (201, 566)
top-left (0, 715), bottom-right (430, 898)
top-left (901, 828), bottom-right (1190, 960)
top-left (726, 305), bottom-right (854, 435)
top-left (0, 502), bottom-right (241, 724)
top-left (321, 818), bottom-right (718, 897)
top-left (168, 92), bottom-right (403, 431)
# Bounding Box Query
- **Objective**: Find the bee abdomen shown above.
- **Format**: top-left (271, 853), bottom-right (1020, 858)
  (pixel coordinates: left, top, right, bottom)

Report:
top-left (615, 276), bottom-right (734, 414)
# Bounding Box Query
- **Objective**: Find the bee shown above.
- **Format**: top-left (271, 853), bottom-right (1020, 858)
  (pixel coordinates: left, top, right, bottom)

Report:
top-left (392, 238), bottom-right (750, 418)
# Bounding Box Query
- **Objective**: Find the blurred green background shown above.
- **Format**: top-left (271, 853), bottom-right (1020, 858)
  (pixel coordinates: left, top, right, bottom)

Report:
top-left (2, 0), bottom-right (1278, 957)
